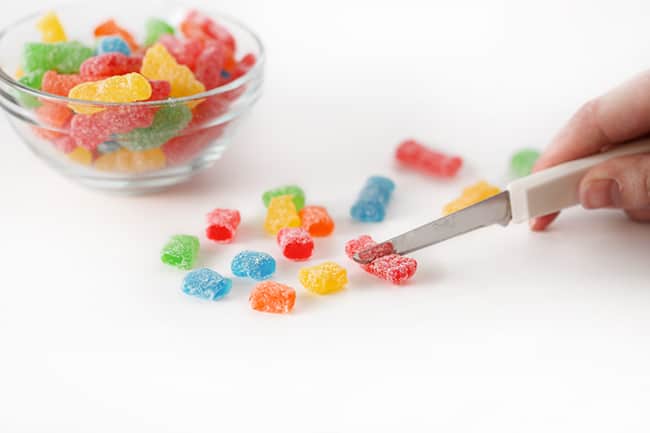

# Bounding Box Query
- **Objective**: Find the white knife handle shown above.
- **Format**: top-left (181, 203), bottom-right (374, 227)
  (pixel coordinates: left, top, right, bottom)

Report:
top-left (507, 138), bottom-right (650, 223)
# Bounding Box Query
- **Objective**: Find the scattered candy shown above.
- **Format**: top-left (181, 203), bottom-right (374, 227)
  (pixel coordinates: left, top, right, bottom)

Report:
top-left (94, 19), bottom-right (139, 52)
top-left (262, 185), bottom-right (305, 210)
top-left (298, 262), bottom-right (348, 295)
top-left (23, 41), bottom-right (94, 74)
top-left (205, 208), bottom-right (241, 243)
top-left (299, 206), bottom-right (334, 237)
top-left (277, 227), bottom-right (314, 261)
top-left (345, 235), bottom-right (417, 285)
top-left (161, 234), bottom-right (199, 270)
top-left (94, 148), bottom-right (166, 173)
top-left (36, 12), bottom-right (67, 43)
top-left (182, 268), bottom-right (232, 301)
top-left (231, 250), bottom-right (276, 281)
top-left (144, 18), bottom-right (175, 46)
top-left (510, 149), bottom-right (540, 178)
top-left (117, 104), bottom-right (192, 151)
top-left (264, 195), bottom-right (301, 235)
top-left (68, 72), bottom-right (152, 114)
top-left (249, 281), bottom-right (296, 314)
top-left (96, 36), bottom-right (131, 56)
top-left (443, 181), bottom-right (501, 215)
top-left (350, 176), bottom-right (395, 222)
top-left (396, 139), bottom-right (463, 178)
top-left (140, 43), bottom-right (205, 100)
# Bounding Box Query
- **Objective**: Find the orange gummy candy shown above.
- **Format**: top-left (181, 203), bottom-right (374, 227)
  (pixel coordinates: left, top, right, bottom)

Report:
top-left (94, 148), bottom-right (166, 173)
top-left (94, 19), bottom-right (139, 51)
top-left (299, 205), bottom-right (334, 237)
top-left (249, 281), bottom-right (296, 314)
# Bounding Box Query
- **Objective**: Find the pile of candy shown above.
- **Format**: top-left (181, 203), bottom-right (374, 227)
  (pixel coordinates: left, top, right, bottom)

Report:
top-left (160, 139), bottom-right (539, 314)
top-left (16, 10), bottom-right (256, 172)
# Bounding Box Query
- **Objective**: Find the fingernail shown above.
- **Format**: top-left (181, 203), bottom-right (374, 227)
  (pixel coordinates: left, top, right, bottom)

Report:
top-left (582, 179), bottom-right (621, 209)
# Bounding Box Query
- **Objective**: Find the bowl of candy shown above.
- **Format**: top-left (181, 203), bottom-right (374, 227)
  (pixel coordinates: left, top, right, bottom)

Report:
top-left (0, 2), bottom-right (264, 193)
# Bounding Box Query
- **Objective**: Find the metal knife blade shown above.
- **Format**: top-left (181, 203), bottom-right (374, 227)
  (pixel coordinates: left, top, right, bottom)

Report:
top-left (353, 191), bottom-right (512, 264)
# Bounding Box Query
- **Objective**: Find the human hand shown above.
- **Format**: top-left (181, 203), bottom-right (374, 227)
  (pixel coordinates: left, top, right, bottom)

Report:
top-left (530, 71), bottom-right (650, 231)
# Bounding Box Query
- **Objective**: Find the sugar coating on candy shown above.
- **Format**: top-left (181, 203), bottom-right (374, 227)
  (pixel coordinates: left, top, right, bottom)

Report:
top-left (396, 139), bottom-right (463, 178)
top-left (53, 135), bottom-right (76, 154)
top-left (194, 42), bottom-right (227, 89)
top-left (96, 36), bottom-right (131, 56)
top-left (264, 195), bottom-right (301, 235)
top-left (298, 262), bottom-right (348, 295)
top-left (249, 281), bottom-right (296, 314)
top-left (71, 105), bottom-right (156, 150)
top-left (299, 206), bottom-right (334, 237)
top-left (277, 227), bottom-right (314, 261)
top-left (160, 126), bottom-right (221, 165)
top-left (262, 185), bottom-right (305, 210)
top-left (144, 19), bottom-right (175, 46)
top-left (80, 53), bottom-right (142, 80)
top-left (510, 149), bottom-right (540, 178)
top-left (350, 176), bottom-right (395, 222)
top-left (94, 148), bottom-right (166, 173)
top-left (140, 43), bottom-right (206, 101)
top-left (94, 19), bottom-right (139, 51)
top-left (68, 72), bottom-right (152, 114)
top-left (35, 101), bottom-right (72, 127)
top-left (206, 208), bottom-right (241, 243)
top-left (23, 42), bottom-right (94, 74)
top-left (158, 35), bottom-right (203, 70)
top-left (41, 71), bottom-right (87, 96)
top-left (18, 70), bottom-right (45, 90)
top-left (443, 181), bottom-right (501, 215)
top-left (345, 235), bottom-right (417, 285)
top-left (181, 10), bottom-right (236, 52)
top-left (231, 250), bottom-right (276, 281)
top-left (344, 234), bottom-right (377, 271)
top-left (182, 268), bottom-right (232, 301)
top-left (36, 12), bottom-right (67, 43)
top-left (161, 234), bottom-right (199, 270)
top-left (117, 104), bottom-right (192, 151)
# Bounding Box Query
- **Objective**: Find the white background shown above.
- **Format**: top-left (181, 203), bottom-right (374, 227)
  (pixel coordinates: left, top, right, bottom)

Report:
top-left (1, 0), bottom-right (650, 431)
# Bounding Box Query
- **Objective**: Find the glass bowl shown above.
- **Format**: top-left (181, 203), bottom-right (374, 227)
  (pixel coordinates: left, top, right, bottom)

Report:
top-left (0, 2), bottom-right (264, 193)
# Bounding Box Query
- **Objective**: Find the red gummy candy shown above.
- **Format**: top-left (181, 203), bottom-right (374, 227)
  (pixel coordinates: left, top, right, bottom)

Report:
top-left (80, 53), bottom-right (142, 80)
top-left (345, 235), bottom-right (417, 285)
top-left (190, 95), bottom-right (229, 126)
top-left (35, 101), bottom-right (73, 127)
top-left (70, 106), bottom-right (155, 150)
top-left (194, 43), bottom-right (226, 89)
top-left (249, 281), bottom-right (296, 314)
top-left (161, 124), bottom-right (225, 166)
top-left (180, 10), bottom-right (236, 52)
top-left (94, 19), bottom-right (139, 51)
top-left (344, 235), bottom-right (376, 271)
top-left (277, 227), bottom-right (314, 261)
top-left (222, 54), bottom-right (256, 101)
top-left (41, 71), bottom-right (87, 96)
top-left (396, 139), bottom-right (462, 178)
top-left (205, 208), bottom-right (241, 243)
top-left (52, 135), bottom-right (76, 154)
top-left (149, 80), bottom-right (171, 101)
top-left (158, 35), bottom-right (204, 70)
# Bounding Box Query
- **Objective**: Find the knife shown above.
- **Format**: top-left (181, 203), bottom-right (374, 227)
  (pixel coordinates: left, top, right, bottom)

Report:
top-left (353, 138), bottom-right (650, 264)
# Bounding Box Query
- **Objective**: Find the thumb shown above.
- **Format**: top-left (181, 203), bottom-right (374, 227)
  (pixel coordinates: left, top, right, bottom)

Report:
top-left (579, 153), bottom-right (650, 210)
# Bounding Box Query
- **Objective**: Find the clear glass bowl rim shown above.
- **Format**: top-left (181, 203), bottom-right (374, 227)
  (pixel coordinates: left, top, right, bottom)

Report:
top-left (0, 5), bottom-right (265, 107)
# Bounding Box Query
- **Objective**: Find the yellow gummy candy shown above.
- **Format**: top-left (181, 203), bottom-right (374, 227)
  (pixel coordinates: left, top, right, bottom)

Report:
top-left (443, 180), bottom-right (501, 215)
top-left (140, 43), bottom-right (205, 103)
top-left (36, 12), bottom-right (68, 43)
top-left (68, 147), bottom-right (93, 166)
top-left (68, 72), bottom-right (152, 114)
top-left (14, 67), bottom-right (24, 79)
top-left (94, 148), bottom-right (166, 173)
top-left (299, 262), bottom-right (348, 295)
top-left (264, 195), bottom-right (301, 235)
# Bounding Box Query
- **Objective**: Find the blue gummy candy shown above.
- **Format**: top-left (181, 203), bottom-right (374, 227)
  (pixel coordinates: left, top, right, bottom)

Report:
top-left (182, 268), bottom-right (232, 301)
top-left (220, 70), bottom-right (231, 79)
top-left (97, 141), bottom-right (121, 154)
top-left (96, 36), bottom-right (131, 56)
top-left (350, 176), bottom-right (395, 222)
top-left (231, 251), bottom-right (276, 281)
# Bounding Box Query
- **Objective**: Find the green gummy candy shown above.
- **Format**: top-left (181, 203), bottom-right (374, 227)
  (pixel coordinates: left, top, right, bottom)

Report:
top-left (144, 18), bottom-right (175, 46)
top-left (23, 41), bottom-right (94, 74)
top-left (161, 234), bottom-right (199, 270)
top-left (119, 104), bottom-right (192, 151)
top-left (510, 149), bottom-right (540, 178)
top-left (15, 70), bottom-right (45, 108)
top-left (262, 185), bottom-right (306, 210)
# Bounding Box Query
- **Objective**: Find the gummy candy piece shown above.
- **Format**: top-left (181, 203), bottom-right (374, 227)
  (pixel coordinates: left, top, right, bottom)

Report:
top-left (231, 250), bottom-right (276, 281)
top-left (443, 181), bottom-right (501, 215)
top-left (36, 12), bottom-right (67, 43)
top-left (68, 146), bottom-right (94, 165)
top-left (148, 80), bottom-right (172, 101)
top-left (160, 126), bottom-right (221, 165)
top-left (35, 101), bottom-right (72, 127)
top-left (96, 36), bottom-right (131, 56)
top-left (41, 70), bottom-right (87, 96)
top-left (180, 10), bottom-right (236, 52)
top-left (345, 235), bottom-right (417, 285)
top-left (53, 135), bottom-right (76, 154)
top-left (80, 53), bottom-right (142, 80)
top-left (194, 42), bottom-right (226, 89)
top-left (161, 234), bottom-right (199, 270)
top-left (158, 35), bottom-right (203, 70)
top-left (18, 69), bottom-right (45, 89)
top-left (70, 105), bottom-right (156, 150)
top-left (94, 148), bottom-right (166, 173)
top-left (264, 195), bottom-right (301, 235)
top-left (190, 94), bottom-right (229, 125)
top-left (249, 281), bottom-right (296, 314)
top-left (144, 18), bottom-right (175, 46)
top-left (344, 234), bottom-right (377, 271)
top-left (396, 139), bottom-right (463, 178)
top-left (262, 185), bottom-right (305, 210)
top-left (15, 67), bottom-right (24, 79)
top-left (206, 208), bottom-right (241, 243)
top-left (117, 104), bottom-right (192, 151)
top-left (140, 43), bottom-right (206, 100)
top-left (299, 206), bottom-right (335, 237)
top-left (298, 262), bottom-right (348, 295)
top-left (350, 176), bottom-right (395, 222)
top-left (510, 149), bottom-right (540, 178)
top-left (182, 268), bottom-right (232, 301)
top-left (68, 72), bottom-right (152, 114)
top-left (277, 227), bottom-right (314, 261)
top-left (94, 19), bottom-right (139, 51)
top-left (17, 71), bottom-right (45, 108)
top-left (97, 141), bottom-right (121, 154)
top-left (23, 42), bottom-right (94, 74)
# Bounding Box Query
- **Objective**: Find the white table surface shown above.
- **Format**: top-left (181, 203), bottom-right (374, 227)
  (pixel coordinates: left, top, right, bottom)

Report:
top-left (1, 0), bottom-right (650, 431)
